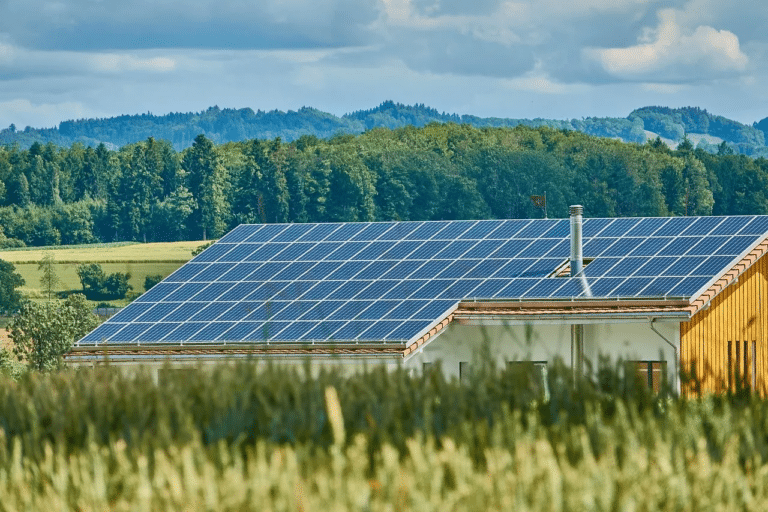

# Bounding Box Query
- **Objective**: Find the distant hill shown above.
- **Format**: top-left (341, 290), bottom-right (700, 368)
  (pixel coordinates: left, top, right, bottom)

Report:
top-left (1, 101), bottom-right (766, 155)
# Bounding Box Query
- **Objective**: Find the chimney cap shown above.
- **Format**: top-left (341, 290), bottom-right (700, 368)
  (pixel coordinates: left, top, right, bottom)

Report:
top-left (569, 205), bottom-right (583, 216)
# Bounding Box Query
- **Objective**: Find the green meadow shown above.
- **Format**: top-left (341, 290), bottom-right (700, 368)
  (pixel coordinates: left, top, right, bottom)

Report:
top-left (0, 241), bottom-right (203, 304)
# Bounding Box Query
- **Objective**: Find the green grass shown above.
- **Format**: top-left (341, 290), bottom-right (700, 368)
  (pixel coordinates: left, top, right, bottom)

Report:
top-left (0, 240), bottom-right (205, 305)
top-left (14, 262), bottom-right (185, 303)
top-left (0, 361), bottom-right (767, 509)
top-left (0, 240), bottom-right (206, 264)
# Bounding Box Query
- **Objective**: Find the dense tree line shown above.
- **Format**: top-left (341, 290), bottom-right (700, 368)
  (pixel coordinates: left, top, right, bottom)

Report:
top-left (1, 123), bottom-right (768, 248)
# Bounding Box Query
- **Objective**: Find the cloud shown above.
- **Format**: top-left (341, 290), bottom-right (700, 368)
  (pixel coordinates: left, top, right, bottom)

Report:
top-left (0, 99), bottom-right (96, 129)
top-left (0, 40), bottom-right (178, 80)
top-left (0, 0), bottom-right (381, 51)
top-left (91, 55), bottom-right (177, 73)
top-left (585, 9), bottom-right (748, 82)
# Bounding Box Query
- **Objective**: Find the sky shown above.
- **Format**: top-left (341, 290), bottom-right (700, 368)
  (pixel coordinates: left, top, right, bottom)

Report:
top-left (0, 0), bottom-right (766, 130)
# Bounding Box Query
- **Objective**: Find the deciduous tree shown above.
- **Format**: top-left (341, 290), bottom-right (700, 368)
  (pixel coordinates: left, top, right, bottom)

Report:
top-left (10, 294), bottom-right (98, 371)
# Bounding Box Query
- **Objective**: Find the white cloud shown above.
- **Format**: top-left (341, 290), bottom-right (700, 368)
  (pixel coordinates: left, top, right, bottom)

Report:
top-left (0, 99), bottom-right (96, 129)
top-left (91, 55), bottom-right (176, 73)
top-left (586, 9), bottom-right (748, 81)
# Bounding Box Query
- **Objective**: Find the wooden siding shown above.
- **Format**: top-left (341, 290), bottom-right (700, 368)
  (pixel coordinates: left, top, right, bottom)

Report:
top-left (681, 254), bottom-right (768, 396)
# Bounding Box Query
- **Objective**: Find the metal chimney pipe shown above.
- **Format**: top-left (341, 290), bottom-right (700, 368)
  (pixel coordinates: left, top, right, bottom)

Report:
top-left (569, 205), bottom-right (586, 383)
top-left (569, 205), bottom-right (584, 277)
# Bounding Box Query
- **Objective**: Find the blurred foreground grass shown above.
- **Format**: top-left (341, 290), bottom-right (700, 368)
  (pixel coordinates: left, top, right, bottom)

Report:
top-left (0, 360), bottom-right (767, 510)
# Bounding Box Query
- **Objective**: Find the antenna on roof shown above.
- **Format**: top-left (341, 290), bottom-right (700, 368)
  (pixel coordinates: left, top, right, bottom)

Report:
top-left (530, 192), bottom-right (547, 219)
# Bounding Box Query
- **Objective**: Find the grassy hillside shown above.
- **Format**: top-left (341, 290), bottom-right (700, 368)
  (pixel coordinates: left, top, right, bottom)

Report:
top-left (0, 240), bottom-right (202, 304)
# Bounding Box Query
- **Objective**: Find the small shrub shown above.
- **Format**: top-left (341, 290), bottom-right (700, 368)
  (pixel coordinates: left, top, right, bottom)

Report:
top-left (144, 274), bottom-right (163, 291)
top-left (192, 241), bottom-right (214, 256)
top-left (76, 263), bottom-right (132, 300)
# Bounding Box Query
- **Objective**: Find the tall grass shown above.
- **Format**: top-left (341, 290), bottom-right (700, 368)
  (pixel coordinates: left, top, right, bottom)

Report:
top-left (0, 360), bottom-right (767, 509)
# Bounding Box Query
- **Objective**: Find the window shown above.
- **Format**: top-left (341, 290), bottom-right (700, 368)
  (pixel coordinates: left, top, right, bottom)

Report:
top-left (629, 361), bottom-right (667, 392)
top-left (507, 361), bottom-right (549, 401)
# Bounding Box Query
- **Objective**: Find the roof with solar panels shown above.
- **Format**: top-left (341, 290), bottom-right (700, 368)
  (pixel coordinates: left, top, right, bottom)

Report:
top-left (68, 214), bottom-right (768, 360)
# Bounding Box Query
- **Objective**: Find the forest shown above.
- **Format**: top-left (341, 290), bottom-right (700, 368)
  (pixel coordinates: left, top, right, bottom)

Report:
top-left (1, 122), bottom-right (768, 249)
top-left (1, 101), bottom-right (766, 155)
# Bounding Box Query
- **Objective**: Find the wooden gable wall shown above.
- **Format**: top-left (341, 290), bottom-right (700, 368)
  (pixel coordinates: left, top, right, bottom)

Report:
top-left (681, 253), bottom-right (768, 396)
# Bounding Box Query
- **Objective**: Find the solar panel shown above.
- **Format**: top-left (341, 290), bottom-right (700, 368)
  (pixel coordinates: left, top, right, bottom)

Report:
top-left (413, 300), bottom-right (458, 319)
top-left (518, 239), bottom-right (559, 258)
top-left (136, 302), bottom-right (179, 322)
top-left (380, 260), bottom-right (424, 279)
top-left (516, 220), bottom-right (556, 239)
top-left (405, 221), bottom-right (449, 240)
top-left (217, 263), bottom-right (262, 282)
top-left (711, 216), bottom-right (751, 235)
top-left (654, 217), bottom-right (697, 236)
top-left (194, 243), bottom-right (237, 262)
top-left (261, 321), bottom-right (292, 340)
top-left (599, 218), bottom-right (641, 237)
top-left (624, 217), bottom-right (668, 237)
top-left (244, 244), bottom-right (288, 262)
top-left (459, 220), bottom-right (503, 239)
top-left (140, 322), bottom-right (182, 342)
top-left (83, 215), bottom-right (768, 347)
top-left (440, 279), bottom-right (483, 299)
top-left (188, 263), bottom-right (234, 282)
top-left (272, 243), bottom-right (314, 261)
top-left (357, 280), bottom-right (400, 300)
top-left (603, 257), bottom-right (648, 277)
top-left (165, 264), bottom-right (208, 282)
top-left (352, 222), bottom-right (396, 241)
top-left (243, 224), bottom-right (287, 242)
top-left (304, 320), bottom-right (347, 340)
top-left (217, 225), bottom-right (260, 243)
top-left (325, 222), bottom-right (366, 241)
top-left (410, 279), bottom-right (453, 299)
top-left (433, 221), bottom-right (475, 239)
top-left (298, 242), bottom-right (342, 261)
top-left (299, 301), bottom-right (343, 320)
top-left (361, 320), bottom-right (401, 340)
top-left (110, 323), bottom-right (152, 342)
top-left (716, 236), bottom-right (758, 256)
top-left (163, 283), bottom-right (209, 302)
top-left (740, 216), bottom-right (768, 235)
top-left (217, 244), bottom-right (262, 263)
top-left (581, 217), bottom-right (612, 237)
top-left (383, 300), bottom-right (430, 320)
top-left (437, 260), bottom-right (480, 279)
top-left (609, 277), bottom-right (654, 296)
top-left (298, 223), bottom-right (342, 241)
top-left (523, 278), bottom-right (566, 298)
top-left (246, 282), bottom-right (288, 301)
top-left (219, 322), bottom-right (265, 342)
top-left (190, 322), bottom-right (237, 342)
top-left (378, 222), bottom-right (422, 240)
top-left (487, 220), bottom-right (529, 239)
top-left (382, 279), bottom-right (428, 300)
top-left (385, 320), bottom-right (432, 340)
top-left (681, 217), bottom-right (724, 236)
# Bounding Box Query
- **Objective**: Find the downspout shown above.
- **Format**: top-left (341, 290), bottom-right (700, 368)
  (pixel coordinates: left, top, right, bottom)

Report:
top-left (570, 205), bottom-right (586, 381)
top-left (650, 318), bottom-right (680, 395)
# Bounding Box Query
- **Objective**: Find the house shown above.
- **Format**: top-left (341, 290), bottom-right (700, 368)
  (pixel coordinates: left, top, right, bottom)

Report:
top-left (67, 207), bottom-right (768, 395)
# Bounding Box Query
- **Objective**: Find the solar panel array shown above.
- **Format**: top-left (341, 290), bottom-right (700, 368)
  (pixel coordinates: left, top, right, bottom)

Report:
top-left (80, 216), bottom-right (768, 346)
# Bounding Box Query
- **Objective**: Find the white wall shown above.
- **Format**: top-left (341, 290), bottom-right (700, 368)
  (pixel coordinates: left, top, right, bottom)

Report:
top-left (404, 320), bottom-right (680, 384)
